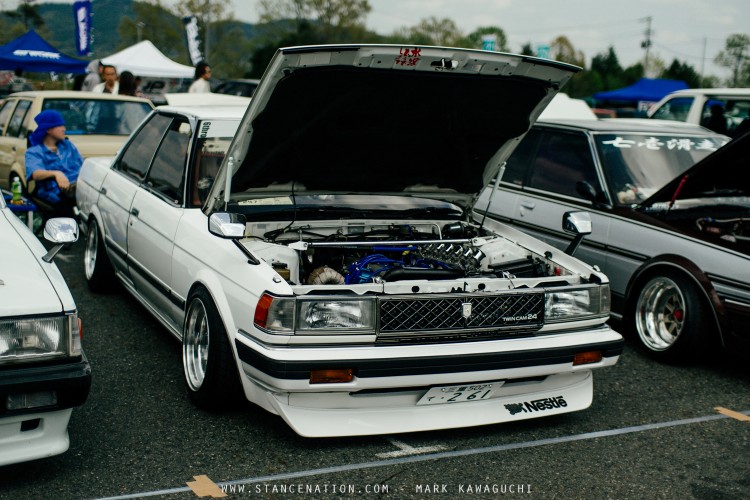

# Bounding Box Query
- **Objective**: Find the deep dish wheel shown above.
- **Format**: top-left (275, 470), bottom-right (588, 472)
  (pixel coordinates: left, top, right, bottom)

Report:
top-left (631, 272), bottom-right (713, 362)
top-left (84, 220), bottom-right (115, 292)
top-left (182, 287), bottom-right (243, 410)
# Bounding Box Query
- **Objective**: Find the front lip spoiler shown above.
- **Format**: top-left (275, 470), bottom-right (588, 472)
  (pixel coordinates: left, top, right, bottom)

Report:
top-left (235, 338), bottom-right (624, 380)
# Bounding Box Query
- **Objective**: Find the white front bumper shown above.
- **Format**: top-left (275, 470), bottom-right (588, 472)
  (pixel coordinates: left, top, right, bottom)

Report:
top-left (257, 371), bottom-right (594, 437)
top-left (0, 409), bottom-right (72, 466)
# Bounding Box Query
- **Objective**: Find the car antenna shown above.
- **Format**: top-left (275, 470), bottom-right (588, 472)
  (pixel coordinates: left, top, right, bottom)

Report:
top-left (667, 173), bottom-right (689, 212)
top-left (479, 162), bottom-right (506, 231)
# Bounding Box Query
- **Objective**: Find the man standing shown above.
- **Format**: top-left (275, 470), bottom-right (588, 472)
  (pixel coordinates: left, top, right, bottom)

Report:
top-left (93, 65), bottom-right (119, 94)
top-left (81, 60), bottom-right (102, 91)
top-left (188, 62), bottom-right (212, 93)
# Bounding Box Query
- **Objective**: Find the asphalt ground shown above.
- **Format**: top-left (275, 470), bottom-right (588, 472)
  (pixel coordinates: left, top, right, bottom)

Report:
top-left (1, 237), bottom-right (748, 499)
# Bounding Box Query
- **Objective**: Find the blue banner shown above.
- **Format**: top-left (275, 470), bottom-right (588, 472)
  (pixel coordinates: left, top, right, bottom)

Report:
top-left (73, 1), bottom-right (92, 56)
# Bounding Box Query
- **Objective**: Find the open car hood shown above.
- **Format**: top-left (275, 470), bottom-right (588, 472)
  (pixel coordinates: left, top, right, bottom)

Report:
top-left (207, 45), bottom-right (578, 213)
top-left (641, 130), bottom-right (748, 208)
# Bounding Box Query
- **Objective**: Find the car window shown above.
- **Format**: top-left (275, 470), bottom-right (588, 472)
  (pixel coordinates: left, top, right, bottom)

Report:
top-left (189, 119), bottom-right (241, 207)
top-left (0, 99), bottom-right (16, 136)
top-left (146, 118), bottom-right (191, 205)
top-left (116, 113), bottom-right (172, 182)
top-left (651, 97), bottom-right (693, 122)
top-left (700, 98), bottom-right (750, 137)
top-left (41, 98), bottom-right (152, 136)
top-left (594, 133), bottom-right (727, 205)
top-left (502, 128), bottom-right (541, 187)
top-left (527, 130), bottom-right (599, 199)
top-left (7, 99), bottom-right (31, 138)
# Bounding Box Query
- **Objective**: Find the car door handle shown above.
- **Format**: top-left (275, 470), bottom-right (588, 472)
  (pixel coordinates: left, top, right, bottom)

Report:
top-left (520, 201), bottom-right (536, 210)
top-left (130, 207), bottom-right (139, 217)
top-left (100, 186), bottom-right (107, 195)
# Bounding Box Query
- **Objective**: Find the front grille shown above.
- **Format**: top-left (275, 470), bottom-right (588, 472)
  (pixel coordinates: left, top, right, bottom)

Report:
top-left (378, 293), bottom-right (545, 337)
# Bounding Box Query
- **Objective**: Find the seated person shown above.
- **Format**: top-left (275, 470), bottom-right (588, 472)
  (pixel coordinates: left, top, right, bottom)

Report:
top-left (25, 110), bottom-right (84, 218)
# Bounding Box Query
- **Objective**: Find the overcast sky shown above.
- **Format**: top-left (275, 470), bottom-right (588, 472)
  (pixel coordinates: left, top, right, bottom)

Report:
top-left (32, 0), bottom-right (750, 79)
top-left (218, 0), bottom-right (747, 79)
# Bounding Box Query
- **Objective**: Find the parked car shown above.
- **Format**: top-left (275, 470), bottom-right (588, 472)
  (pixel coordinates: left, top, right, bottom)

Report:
top-left (647, 88), bottom-right (750, 137)
top-left (475, 117), bottom-right (749, 362)
top-left (0, 91), bottom-right (154, 192)
top-left (77, 45), bottom-right (623, 437)
top-left (0, 201), bottom-right (91, 466)
top-left (213, 78), bottom-right (260, 97)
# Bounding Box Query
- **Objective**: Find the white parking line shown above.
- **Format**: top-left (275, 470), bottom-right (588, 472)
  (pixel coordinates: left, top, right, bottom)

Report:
top-left (95, 409), bottom-right (749, 500)
top-left (376, 438), bottom-right (447, 458)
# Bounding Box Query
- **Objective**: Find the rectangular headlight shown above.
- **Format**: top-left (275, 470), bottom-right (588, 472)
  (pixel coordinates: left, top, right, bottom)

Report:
top-left (297, 299), bottom-right (376, 333)
top-left (253, 293), bottom-right (375, 334)
top-left (0, 313), bottom-right (78, 363)
top-left (545, 285), bottom-right (610, 323)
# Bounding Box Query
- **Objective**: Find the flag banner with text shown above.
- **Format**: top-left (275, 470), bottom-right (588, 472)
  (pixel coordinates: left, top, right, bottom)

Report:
top-left (73, 0), bottom-right (92, 56)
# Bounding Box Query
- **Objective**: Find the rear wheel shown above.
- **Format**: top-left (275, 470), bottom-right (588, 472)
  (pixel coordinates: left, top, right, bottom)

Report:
top-left (84, 219), bottom-right (115, 292)
top-left (629, 271), bottom-right (713, 362)
top-left (182, 287), bottom-right (242, 410)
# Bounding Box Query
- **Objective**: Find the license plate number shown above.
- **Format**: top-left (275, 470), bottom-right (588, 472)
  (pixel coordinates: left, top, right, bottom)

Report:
top-left (417, 382), bottom-right (503, 406)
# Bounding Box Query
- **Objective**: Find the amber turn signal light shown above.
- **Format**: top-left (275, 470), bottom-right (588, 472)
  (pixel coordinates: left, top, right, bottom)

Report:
top-left (573, 351), bottom-right (603, 366)
top-left (310, 368), bottom-right (354, 384)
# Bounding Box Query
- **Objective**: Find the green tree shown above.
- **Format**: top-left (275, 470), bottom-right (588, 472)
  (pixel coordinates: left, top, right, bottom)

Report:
top-left (591, 46), bottom-right (626, 90)
top-left (6, 0), bottom-right (44, 30)
top-left (661, 59), bottom-right (702, 88)
top-left (519, 42), bottom-right (535, 57)
top-left (392, 17), bottom-right (464, 47)
top-left (550, 35), bottom-right (584, 67)
top-left (118, 2), bottom-right (185, 61)
top-left (715, 33), bottom-right (750, 87)
top-left (463, 26), bottom-right (509, 51)
top-left (258, 0), bottom-right (371, 42)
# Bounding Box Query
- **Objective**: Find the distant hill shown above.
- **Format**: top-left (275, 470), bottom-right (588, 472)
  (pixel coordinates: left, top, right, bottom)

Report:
top-left (38, 0), bottom-right (136, 58)
top-left (5, 0), bottom-right (255, 64)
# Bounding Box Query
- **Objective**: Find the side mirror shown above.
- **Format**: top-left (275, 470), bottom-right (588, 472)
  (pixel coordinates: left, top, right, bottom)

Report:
top-left (562, 211), bottom-right (592, 256)
top-left (208, 212), bottom-right (246, 239)
top-left (42, 217), bottom-right (79, 263)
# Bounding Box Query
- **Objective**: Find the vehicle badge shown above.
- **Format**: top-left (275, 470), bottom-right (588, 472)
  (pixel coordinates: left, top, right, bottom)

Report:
top-left (462, 302), bottom-right (472, 319)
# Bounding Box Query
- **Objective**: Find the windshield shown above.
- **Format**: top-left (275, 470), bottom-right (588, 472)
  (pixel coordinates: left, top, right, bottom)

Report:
top-left (594, 133), bottom-right (728, 205)
top-left (41, 98), bottom-right (153, 136)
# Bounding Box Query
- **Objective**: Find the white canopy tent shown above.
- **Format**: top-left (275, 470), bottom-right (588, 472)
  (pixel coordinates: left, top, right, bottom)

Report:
top-left (101, 40), bottom-right (194, 78)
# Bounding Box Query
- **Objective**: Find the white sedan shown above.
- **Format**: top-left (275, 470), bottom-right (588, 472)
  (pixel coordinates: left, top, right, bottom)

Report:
top-left (77, 45), bottom-right (623, 437)
top-left (0, 200), bottom-right (90, 466)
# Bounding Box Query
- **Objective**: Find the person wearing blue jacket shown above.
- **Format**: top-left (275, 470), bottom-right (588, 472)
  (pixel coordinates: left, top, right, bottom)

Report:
top-left (25, 110), bottom-right (84, 218)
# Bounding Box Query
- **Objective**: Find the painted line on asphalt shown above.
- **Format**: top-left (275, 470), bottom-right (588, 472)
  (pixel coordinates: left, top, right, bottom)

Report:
top-left (95, 409), bottom-right (750, 500)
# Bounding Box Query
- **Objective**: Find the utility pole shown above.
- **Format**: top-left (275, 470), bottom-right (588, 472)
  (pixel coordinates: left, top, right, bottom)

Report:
top-left (204, 0), bottom-right (210, 64)
top-left (640, 16), bottom-right (653, 77)
top-left (700, 37), bottom-right (706, 87)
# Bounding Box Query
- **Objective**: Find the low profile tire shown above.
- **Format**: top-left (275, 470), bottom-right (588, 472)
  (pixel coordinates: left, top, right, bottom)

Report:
top-left (628, 271), bottom-right (713, 363)
top-left (182, 287), bottom-right (242, 410)
top-left (84, 219), bottom-right (116, 293)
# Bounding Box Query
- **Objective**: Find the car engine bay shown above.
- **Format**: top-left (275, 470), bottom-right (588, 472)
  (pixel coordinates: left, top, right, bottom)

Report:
top-left (243, 220), bottom-right (565, 287)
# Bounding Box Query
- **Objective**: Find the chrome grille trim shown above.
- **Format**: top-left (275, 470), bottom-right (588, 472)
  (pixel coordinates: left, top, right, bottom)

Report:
top-left (378, 292), bottom-right (545, 336)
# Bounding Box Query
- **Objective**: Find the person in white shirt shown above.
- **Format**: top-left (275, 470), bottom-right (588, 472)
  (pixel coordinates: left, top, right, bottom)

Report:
top-left (93, 65), bottom-right (119, 94)
top-left (188, 62), bottom-right (212, 93)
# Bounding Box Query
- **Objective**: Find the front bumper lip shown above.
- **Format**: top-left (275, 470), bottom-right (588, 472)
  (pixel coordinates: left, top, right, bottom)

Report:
top-left (235, 336), bottom-right (624, 381)
top-left (0, 351), bottom-right (92, 417)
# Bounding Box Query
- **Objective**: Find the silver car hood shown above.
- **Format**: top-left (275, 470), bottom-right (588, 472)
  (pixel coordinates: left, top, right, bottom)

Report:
top-left (207, 45), bottom-right (578, 212)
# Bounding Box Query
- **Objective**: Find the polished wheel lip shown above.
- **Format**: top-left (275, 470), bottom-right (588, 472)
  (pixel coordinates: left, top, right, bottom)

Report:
top-left (84, 225), bottom-right (98, 280)
top-left (183, 298), bottom-right (210, 391)
top-left (636, 276), bottom-right (685, 352)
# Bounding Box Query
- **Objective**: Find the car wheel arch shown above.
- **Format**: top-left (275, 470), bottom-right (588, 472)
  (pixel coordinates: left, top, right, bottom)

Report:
top-left (625, 254), bottom-right (727, 347)
top-left (184, 276), bottom-right (236, 347)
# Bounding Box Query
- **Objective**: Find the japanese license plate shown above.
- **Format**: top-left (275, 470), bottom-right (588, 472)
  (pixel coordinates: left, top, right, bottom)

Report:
top-left (417, 382), bottom-right (504, 406)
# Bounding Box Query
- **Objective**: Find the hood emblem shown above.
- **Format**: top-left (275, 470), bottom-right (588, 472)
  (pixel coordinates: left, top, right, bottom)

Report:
top-left (462, 302), bottom-right (472, 319)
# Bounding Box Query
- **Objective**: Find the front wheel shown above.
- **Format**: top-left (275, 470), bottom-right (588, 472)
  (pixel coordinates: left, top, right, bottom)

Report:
top-left (629, 272), bottom-right (713, 363)
top-left (182, 287), bottom-right (242, 410)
